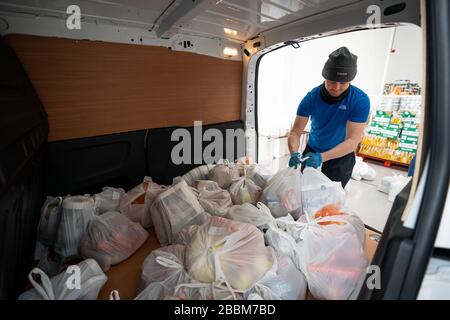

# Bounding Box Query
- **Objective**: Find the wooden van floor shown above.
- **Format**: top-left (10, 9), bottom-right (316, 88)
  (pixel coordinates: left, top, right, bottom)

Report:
top-left (98, 228), bottom-right (380, 300)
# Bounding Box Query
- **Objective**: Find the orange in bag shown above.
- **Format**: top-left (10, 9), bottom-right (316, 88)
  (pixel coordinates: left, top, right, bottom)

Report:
top-left (314, 204), bottom-right (348, 226)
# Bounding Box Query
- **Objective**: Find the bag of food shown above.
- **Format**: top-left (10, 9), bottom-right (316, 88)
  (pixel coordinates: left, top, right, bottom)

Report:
top-left (207, 162), bottom-right (240, 189)
top-left (229, 177), bottom-right (262, 205)
top-left (260, 167), bottom-right (302, 219)
top-left (140, 245), bottom-right (189, 292)
top-left (150, 180), bottom-right (210, 246)
top-left (245, 251), bottom-right (307, 300)
top-left (119, 177), bottom-right (167, 228)
top-left (181, 164), bottom-right (215, 187)
top-left (94, 187), bottom-right (125, 215)
top-left (79, 211), bottom-right (148, 271)
top-left (18, 259), bottom-right (107, 300)
top-left (54, 195), bottom-right (96, 260)
top-left (285, 206), bottom-right (368, 300)
top-left (37, 196), bottom-right (63, 246)
top-left (185, 216), bottom-right (274, 292)
top-left (197, 180), bottom-right (232, 216)
top-left (301, 167), bottom-right (346, 216)
top-left (226, 202), bottom-right (275, 230)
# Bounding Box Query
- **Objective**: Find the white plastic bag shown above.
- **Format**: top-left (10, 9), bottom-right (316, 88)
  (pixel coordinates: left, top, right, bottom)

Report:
top-left (388, 176), bottom-right (411, 202)
top-left (150, 180), bottom-right (210, 246)
top-left (94, 187), bottom-right (125, 215)
top-left (196, 180), bottom-right (232, 216)
top-left (352, 157), bottom-right (377, 181)
top-left (54, 195), bottom-right (95, 260)
top-left (119, 177), bottom-right (166, 228)
top-left (18, 259), bottom-right (107, 300)
top-left (185, 216), bottom-right (274, 292)
top-left (233, 161), bottom-right (274, 189)
top-left (301, 167), bottom-right (346, 216)
top-left (229, 177), bottom-right (262, 205)
top-left (79, 211), bottom-right (148, 271)
top-left (37, 196), bottom-right (63, 246)
top-left (226, 202), bottom-right (275, 229)
top-left (287, 209), bottom-right (368, 300)
top-left (181, 164), bottom-right (215, 187)
top-left (140, 245), bottom-right (189, 292)
top-left (33, 241), bottom-right (65, 277)
top-left (260, 167), bottom-right (302, 219)
top-left (173, 225), bottom-right (200, 246)
top-left (207, 163), bottom-right (240, 189)
top-left (244, 251), bottom-right (307, 300)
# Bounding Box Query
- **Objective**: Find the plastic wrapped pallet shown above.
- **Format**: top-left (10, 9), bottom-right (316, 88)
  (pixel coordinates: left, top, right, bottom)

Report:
top-left (181, 164), bottom-right (215, 187)
top-left (18, 259), bottom-right (107, 300)
top-left (196, 180), bottom-right (232, 216)
top-left (226, 202), bottom-right (275, 230)
top-left (119, 176), bottom-right (167, 228)
top-left (54, 195), bottom-right (95, 260)
top-left (94, 187), bottom-right (125, 215)
top-left (260, 167), bottom-right (302, 219)
top-left (185, 216), bottom-right (274, 292)
top-left (244, 251), bottom-right (307, 300)
top-left (150, 180), bottom-right (210, 246)
top-left (79, 211), bottom-right (148, 271)
top-left (36, 196), bottom-right (63, 246)
top-left (228, 176), bottom-right (262, 205)
top-left (301, 167), bottom-right (346, 216)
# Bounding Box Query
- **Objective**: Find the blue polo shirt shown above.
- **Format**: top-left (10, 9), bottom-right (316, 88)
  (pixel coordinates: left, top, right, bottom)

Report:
top-left (296, 84), bottom-right (370, 153)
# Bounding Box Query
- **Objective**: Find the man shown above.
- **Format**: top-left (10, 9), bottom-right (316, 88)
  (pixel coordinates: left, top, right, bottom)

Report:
top-left (288, 46), bottom-right (370, 188)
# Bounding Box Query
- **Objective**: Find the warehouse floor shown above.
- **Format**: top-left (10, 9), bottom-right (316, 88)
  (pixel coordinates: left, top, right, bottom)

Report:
top-left (345, 162), bottom-right (408, 232)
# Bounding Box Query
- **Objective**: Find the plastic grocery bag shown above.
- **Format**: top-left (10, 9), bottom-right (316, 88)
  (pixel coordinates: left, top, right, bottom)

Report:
top-left (388, 175), bottom-right (411, 202)
top-left (229, 176), bottom-right (262, 205)
top-left (185, 216), bottom-right (274, 292)
top-left (244, 251), bottom-right (307, 300)
top-left (18, 259), bottom-right (107, 300)
top-left (352, 157), bottom-right (376, 181)
top-left (284, 206), bottom-right (368, 300)
top-left (207, 162), bottom-right (240, 189)
top-left (150, 180), bottom-right (210, 246)
top-left (181, 164), bottom-right (215, 187)
top-left (37, 196), bottom-right (63, 246)
top-left (260, 167), bottom-right (302, 219)
top-left (173, 225), bottom-right (200, 246)
top-left (301, 167), bottom-right (346, 216)
top-left (79, 211), bottom-right (148, 271)
top-left (264, 221), bottom-right (301, 269)
top-left (33, 241), bottom-right (65, 277)
top-left (119, 177), bottom-right (166, 228)
top-left (226, 202), bottom-right (275, 229)
top-left (140, 245), bottom-right (189, 292)
top-left (196, 180), bottom-right (232, 216)
top-left (54, 195), bottom-right (96, 260)
top-left (94, 187), bottom-right (125, 215)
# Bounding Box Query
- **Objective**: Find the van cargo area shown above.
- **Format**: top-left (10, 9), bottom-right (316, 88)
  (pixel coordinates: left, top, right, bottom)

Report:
top-left (1, 0), bottom-right (449, 304)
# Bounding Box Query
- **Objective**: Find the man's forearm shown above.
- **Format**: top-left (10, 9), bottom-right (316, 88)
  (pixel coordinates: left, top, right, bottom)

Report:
top-left (288, 131), bottom-right (301, 154)
top-left (321, 138), bottom-right (359, 162)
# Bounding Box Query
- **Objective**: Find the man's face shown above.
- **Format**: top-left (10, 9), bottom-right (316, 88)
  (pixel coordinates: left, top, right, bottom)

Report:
top-left (324, 80), bottom-right (350, 97)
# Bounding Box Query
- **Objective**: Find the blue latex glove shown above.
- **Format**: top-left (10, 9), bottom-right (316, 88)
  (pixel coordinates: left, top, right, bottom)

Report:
top-left (289, 152), bottom-right (301, 169)
top-left (303, 152), bottom-right (322, 169)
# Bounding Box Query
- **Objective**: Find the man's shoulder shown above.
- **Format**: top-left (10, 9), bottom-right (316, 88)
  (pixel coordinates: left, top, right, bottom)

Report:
top-left (350, 85), bottom-right (370, 101)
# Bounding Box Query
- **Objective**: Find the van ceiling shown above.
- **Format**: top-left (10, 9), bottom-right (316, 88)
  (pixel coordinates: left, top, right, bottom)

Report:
top-left (0, 0), bottom-right (361, 43)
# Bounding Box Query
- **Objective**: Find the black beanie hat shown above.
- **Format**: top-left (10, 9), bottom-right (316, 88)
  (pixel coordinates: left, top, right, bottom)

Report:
top-left (322, 47), bottom-right (358, 82)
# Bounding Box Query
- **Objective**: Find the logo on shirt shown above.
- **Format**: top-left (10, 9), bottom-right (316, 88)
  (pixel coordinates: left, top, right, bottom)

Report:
top-left (338, 105), bottom-right (347, 110)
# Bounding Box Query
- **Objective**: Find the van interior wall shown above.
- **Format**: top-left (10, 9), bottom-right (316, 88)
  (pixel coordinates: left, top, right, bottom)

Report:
top-left (0, 36), bottom-right (48, 299)
top-left (5, 34), bottom-right (243, 142)
top-left (5, 34), bottom-right (245, 195)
